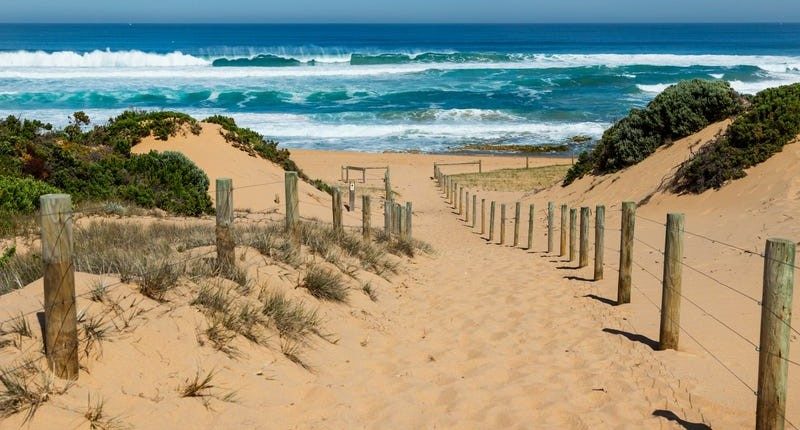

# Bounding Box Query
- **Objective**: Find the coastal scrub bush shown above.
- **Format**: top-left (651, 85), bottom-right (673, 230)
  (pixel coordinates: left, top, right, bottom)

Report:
top-left (563, 80), bottom-right (744, 185)
top-left (673, 83), bottom-right (800, 193)
top-left (0, 177), bottom-right (60, 214)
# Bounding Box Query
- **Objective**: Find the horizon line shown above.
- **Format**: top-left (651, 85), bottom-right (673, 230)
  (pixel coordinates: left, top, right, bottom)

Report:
top-left (1, 21), bottom-right (799, 25)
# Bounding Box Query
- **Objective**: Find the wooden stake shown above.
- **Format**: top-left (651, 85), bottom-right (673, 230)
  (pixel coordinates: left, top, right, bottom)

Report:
top-left (579, 207), bottom-right (590, 268)
top-left (362, 195), bottom-right (371, 240)
top-left (459, 186), bottom-right (464, 215)
top-left (560, 204), bottom-right (568, 257)
top-left (332, 188), bottom-right (343, 232)
top-left (569, 208), bottom-right (577, 262)
top-left (513, 202), bottom-right (521, 247)
top-left (659, 213), bottom-right (684, 351)
top-left (465, 191), bottom-right (470, 222)
top-left (617, 201), bottom-right (636, 304)
top-left (756, 238), bottom-right (796, 430)
top-left (594, 205), bottom-right (605, 281)
top-left (489, 201), bottom-right (496, 242)
top-left (284, 172), bottom-right (298, 234)
top-left (216, 178), bottom-right (235, 270)
top-left (548, 202), bottom-right (555, 253)
top-left (398, 205), bottom-right (407, 238)
top-left (527, 204), bottom-right (535, 250)
top-left (384, 169), bottom-right (392, 202)
top-left (405, 202), bottom-right (413, 239)
top-left (384, 198), bottom-right (392, 234)
top-left (348, 181), bottom-right (356, 212)
top-left (481, 199), bottom-right (486, 235)
top-left (40, 194), bottom-right (78, 380)
top-left (472, 195), bottom-right (477, 229)
top-left (500, 204), bottom-right (507, 245)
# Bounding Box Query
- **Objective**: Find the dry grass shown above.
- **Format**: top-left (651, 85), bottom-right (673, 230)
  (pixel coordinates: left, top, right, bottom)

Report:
top-left (178, 368), bottom-right (237, 407)
top-left (301, 266), bottom-right (348, 302)
top-left (361, 282), bottom-right (378, 302)
top-left (1, 314), bottom-right (32, 348)
top-left (258, 289), bottom-right (320, 340)
top-left (81, 315), bottom-right (110, 358)
top-left (0, 362), bottom-right (70, 423)
top-left (449, 164), bottom-right (570, 192)
top-left (84, 395), bottom-right (126, 430)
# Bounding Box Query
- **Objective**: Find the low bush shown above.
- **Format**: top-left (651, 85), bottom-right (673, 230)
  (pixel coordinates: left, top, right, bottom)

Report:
top-left (564, 80), bottom-right (744, 185)
top-left (0, 177), bottom-right (60, 214)
top-left (673, 83), bottom-right (800, 192)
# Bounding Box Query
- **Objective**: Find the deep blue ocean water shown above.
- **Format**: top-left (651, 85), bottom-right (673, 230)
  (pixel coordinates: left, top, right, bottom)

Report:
top-left (0, 24), bottom-right (798, 152)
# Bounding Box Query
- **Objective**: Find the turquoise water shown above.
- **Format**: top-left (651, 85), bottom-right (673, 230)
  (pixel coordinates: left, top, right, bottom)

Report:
top-left (0, 24), bottom-right (798, 152)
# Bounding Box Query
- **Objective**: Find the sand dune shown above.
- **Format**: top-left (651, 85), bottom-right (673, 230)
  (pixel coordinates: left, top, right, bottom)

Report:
top-left (2, 123), bottom-right (798, 428)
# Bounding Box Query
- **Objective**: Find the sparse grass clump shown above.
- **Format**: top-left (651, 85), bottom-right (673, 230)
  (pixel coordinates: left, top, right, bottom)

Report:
top-left (301, 266), bottom-right (348, 302)
top-left (0, 363), bottom-right (68, 422)
top-left (136, 259), bottom-right (183, 302)
top-left (258, 289), bottom-right (320, 340)
top-left (84, 395), bottom-right (125, 430)
top-left (449, 165), bottom-right (570, 192)
top-left (178, 368), bottom-right (217, 398)
top-left (361, 282), bottom-right (378, 302)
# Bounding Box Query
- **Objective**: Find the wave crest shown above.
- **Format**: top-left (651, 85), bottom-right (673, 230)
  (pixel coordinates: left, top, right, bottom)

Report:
top-left (0, 50), bottom-right (209, 68)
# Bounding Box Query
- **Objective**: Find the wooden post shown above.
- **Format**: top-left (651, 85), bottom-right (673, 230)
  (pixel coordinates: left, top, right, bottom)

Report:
top-left (658, 213), bottom-right (684, 351)
top-left (594, 205), bottom-right (605, 281)
top-left (348, 182), bottom-right (356, 212)
top-left (481, 199), bottom-right (486, 235)
top-left (384, 199), bottom-right (391, 234)
top-left (433, 162), bottom-right (437, 179)
top-left (362, 195), bottom-right (371, 240)
top-left (284, 172), bottom-right (298, 234)
top-left (513, 202), bottom-right (521, 247)
top-left (345, 167), bottom-right (350, 183)
top-left (489, 201), bottom-right (496, 242)
top-left (340, 165), bottom-right (345, 182)
top-left (527, 204), bottom-right (535, 250)
top-left (560, 204), bottom-right (568, 257)
top-left (384, 169), bottom-right (392, 202)
top-left (617, 201), bottom-right (636, 304)
top-left (547, 202), bottom-right (555, 253)
top-left (459, 186), bottom-right (464, 215)
top-left (362, 169), bottom-right (366, 183)
top-left (40, 194), bottom-right (79, 380)
top-left (394, 203), bottom-right (401, 235)
top-left (500, 204), bottom-right (507, 245)
top-left (398, 205), bottom-right (407, 238)
top-left (405, 202), bottom-right (413, 239)
top-left (526, 156), bottom-right (529, 169)
top-left (478, 160), bottom-right (482, 173)
top-left (332, 188), bottom-right (343, 232)
top-left (216, 178), bottom-right (235, 270)
top-left (579, 207), bottom-right (590, 268)
top-left (569, 208), bottom-right (577, 262)
top-left (756, 238), bottom-right (796, 430)
top-left (465, 191), bottom-right (470, 223)
top-left (472, 195), bottom-right (477, 229)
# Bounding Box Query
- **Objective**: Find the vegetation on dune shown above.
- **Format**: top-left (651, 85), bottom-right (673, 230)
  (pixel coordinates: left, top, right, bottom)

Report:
top-left (448, 164), bottom-right (570, 192)
top-left (0, 177), bottom-right (61, 214)
top-left (563, 79), bottom-right (745, 185)
top-left (458, 143), bottom-right (570, 153)
top-left (672, 83), bottom-right (800, 193)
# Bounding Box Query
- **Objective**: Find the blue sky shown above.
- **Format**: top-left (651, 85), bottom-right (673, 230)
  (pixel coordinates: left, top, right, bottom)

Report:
top-left (2, 0), bottom-right (799, 23)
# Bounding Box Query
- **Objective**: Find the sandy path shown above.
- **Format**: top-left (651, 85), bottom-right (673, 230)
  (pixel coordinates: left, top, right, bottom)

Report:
top-left (277, 163), bottom-right (699, 429)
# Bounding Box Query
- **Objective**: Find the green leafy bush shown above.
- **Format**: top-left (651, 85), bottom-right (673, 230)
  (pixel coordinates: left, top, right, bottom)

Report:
top-left (673, 83), bottom-right (800, 193)
top-left (0, 177), bottom-right (60, 214)
top-left (563, 80), bottom-right (744, 185)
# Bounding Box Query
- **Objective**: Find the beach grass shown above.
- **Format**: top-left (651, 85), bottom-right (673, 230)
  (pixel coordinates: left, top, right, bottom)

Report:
top-left (449, 164), bottom-right (571, 192)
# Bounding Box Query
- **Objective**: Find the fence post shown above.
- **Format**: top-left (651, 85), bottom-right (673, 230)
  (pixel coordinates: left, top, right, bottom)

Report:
top-left (216, 178), bottom-right (235, 270)
top-left (579, 207), bottom-right (590, 268)
top-left (433, 162), bottom-right (437, 179)
top-left (500, 204), bottom-right (507, 245)
top-left (617, 201), bottom-right (636, 304)
top-left (489, 201), bottom-right (496, 242)
top-left (513, 202), bottom-right (521, 247)
top-left (398, 205), bottom-right (407, 238)
top-left (472, 195), bottom-right (477, 229)
top-left (569, 208), bottom-right (577, 262)
top-left (405, 202), bottom-right (413, 239)
top-left (348, 182), bottom-right (356, 212)
top-left (756, 238), bottom-right (796, 430)
top-left (362, 196), bottom-right (371, 240)
top-left (594, 205), bottom-right (605, 281)
top-left (384, 199), bottom-right (391, 234)
top-left (465, 191), bottom-right (470, 223)
top-left (527, 204), bottom-right (535, 250)
top-left (526, 156), bottom-right (529, 169)
top-left (658, 213), bottom-right (684, 351)
top-left (284, 172), bottom-right (298, 234)
top-left (481, 199), bottom-right (486, 235)
top-left (560, 204), bottom-right (568, 257)
top-left (548, 202), bottom-right (555, 253)
top-left (459, 186), bottom-right (464, 215)
top-left (332, 188), bottom-right (343, 232)
top-left (384, 168), bottom-right (392, 202)
top-left (478, 160), bottom-right (482, 173)
top-left (40, 194), bottom-right (79, 380)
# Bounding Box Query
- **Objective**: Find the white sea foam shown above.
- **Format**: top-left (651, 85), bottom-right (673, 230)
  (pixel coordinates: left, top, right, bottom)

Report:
top-left (637, 83), bottom-right (674, 93)
top-left (709, 73), bottom-right (725, 79)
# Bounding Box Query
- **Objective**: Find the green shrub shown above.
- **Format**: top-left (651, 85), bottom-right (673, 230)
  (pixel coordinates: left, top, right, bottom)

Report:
top-left (0, 177), bottom-right (60, 214)
top-left (563, 80), bottom-right (744, 185)
top-left (673, 83), bottom-right (800, 193)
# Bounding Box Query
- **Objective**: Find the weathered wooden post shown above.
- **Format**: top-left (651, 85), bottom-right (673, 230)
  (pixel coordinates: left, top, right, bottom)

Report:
top-left (384, 199), bottom-right (391, 234)
top-left (332, 188), bottom-right (343, 232)
top-left (756, 238), bottom-right (796, 430)
top-left (560, 204), bottom-right (568, 257)
top-left (459, 186), bottom-right (464, 215)
top-left (579, 207), bottom-right (590, 268)
top-left (658, 213), bottom-right (684, 351)
top-left (433, 162), bottom-right (437, 179)
top-left (284, 172), bottom-right (298, 234)
top-left (489, 201), bottom-right (496, 242)
top-left (478, 160), bottom-right (483, 173)
top-left (384, 168), bottom-right (392, 202)
top-left (405, 202), bottom-right (413, 239)
top-left (465, 191), bottom-right (470, 223)
top-left (472, 195), bottom-right (477, 229)
top-left (594, 205), bottom-right (605, 281)
top-left (398, 204), bottom-right (407, 238)
top-left (569, 208), bottom-right (577, 262)
top-left (513, 202), bottom-right (521, 247)
top-left (526, 156), bottom-right (529, 169)
top-left (362, 195), bottom-right (371, 240)
top-left (500, 204), bottom-right (507, 245)
top-left (348, 181), bottom-right (356, 212)
top-left (548, 202), bottom-right (555, 253)
top-left (618, 201), bottom-right (636, 304)
top-left (40, 194), bottom-right (79, 380)
top-left (216, 178), bottom-right (235, 270)
top-left (394, 203), bottom-right (402, 235)
top-left (481, 198), bottom-right (486, 235)
top-left (527, 204), bottom-right (535, 250)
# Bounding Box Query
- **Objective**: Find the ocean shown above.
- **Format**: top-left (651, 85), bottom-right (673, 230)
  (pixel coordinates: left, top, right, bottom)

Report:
top-left (0, 23), bottom-right (799, 152)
